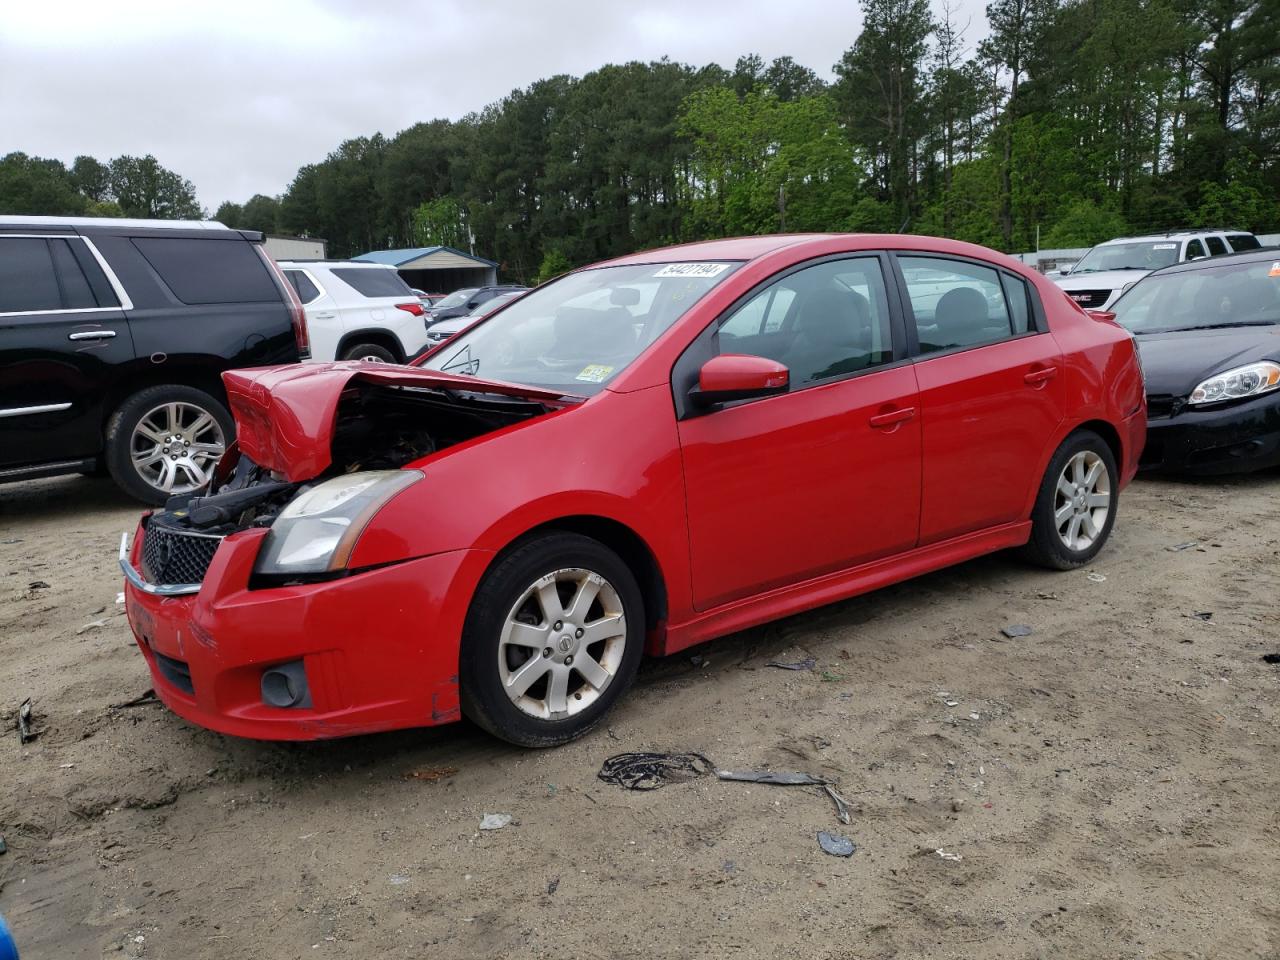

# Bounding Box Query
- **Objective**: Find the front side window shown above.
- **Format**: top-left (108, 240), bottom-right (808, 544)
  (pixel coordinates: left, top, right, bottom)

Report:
top-left (0, 237), bottom-right (63, 313)
top-left (900, 256), bottom-right (1014, 354)
top-left (717, 258), bottom-right (894, 386)
top-left (419, 262), bottom-right (741, 396)
top-left (1185, 239), bottom-right (1207, 260)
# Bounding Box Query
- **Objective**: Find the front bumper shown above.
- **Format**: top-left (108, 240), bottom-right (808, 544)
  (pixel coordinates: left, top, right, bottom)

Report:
top-left (122, 523), bottom-right (491, 740)
top-left (1140, 391), bottom-right (1280, 475)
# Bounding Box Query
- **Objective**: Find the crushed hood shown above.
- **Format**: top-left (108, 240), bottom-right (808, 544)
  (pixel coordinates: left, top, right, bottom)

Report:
top-left (223, 362), bottom-right (572, 481)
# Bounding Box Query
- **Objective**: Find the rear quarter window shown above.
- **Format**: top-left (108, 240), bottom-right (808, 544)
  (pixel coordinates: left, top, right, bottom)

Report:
top-left (1227, 234), bottom-right (1261, 252)
top-left (330, 268), bottom-right (413, 299)
top-left (133, 237), bottom-right (280, 305)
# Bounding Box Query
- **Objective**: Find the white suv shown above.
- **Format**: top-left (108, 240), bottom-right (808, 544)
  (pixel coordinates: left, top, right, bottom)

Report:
top-left (277, 260), bottom-right (429, 363)
top-left (1054, 230), bottom-right (1261, 311)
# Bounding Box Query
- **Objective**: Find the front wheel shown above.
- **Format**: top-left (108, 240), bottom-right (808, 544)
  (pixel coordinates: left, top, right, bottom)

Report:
top-left (1021, 429), bottom-right (1118, 570)
top-left (459, 533), bottom-right (645, 747)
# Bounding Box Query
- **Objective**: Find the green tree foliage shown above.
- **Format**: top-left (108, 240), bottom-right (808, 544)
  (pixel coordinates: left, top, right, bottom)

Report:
top-left (1042, 198), bottom-right (1130, 246)
top-left (412, 196), bottom-right (469, 249)
top-left (108, 155), bottom-right (203, 219)
top-left (0, 152), bottom-right (88, 215)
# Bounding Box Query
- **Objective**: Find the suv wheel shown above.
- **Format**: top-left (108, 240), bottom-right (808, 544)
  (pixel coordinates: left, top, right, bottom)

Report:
top-left (459, 533), bottom-right (645, 747)
top-left (341, 343), bottom-right (396, 363)
top-left (105, 385), bottom-right (234, 505)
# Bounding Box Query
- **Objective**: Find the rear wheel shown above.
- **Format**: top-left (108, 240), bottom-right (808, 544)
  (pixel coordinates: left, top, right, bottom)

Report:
top-left (459, 533), bottom-right (644, 747)
top-left (105, 385), bottom-right (232, 505)
top-left (341, 343), bottom-right (396, 363)
top-left (1021, 429), bottom-right (1118, 570)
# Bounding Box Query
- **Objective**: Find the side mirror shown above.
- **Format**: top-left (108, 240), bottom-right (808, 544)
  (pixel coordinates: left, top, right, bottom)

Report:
top-left (692, 354), bottom-right (789, 407)
top-left (1060, 264), bottom-right (1073, 275)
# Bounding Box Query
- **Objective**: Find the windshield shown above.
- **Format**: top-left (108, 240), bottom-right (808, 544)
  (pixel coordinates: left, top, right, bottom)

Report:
top-left (468, 292), bottom-right (520, 316)
top-left (1112, 258), bottom-right (1280, 334)
top-left (418, 262), bottom-right (742, 395)
top-left (435, 287), bottom-right (479, 309)
top-left (1073, 241), bottom-right (1181, 274)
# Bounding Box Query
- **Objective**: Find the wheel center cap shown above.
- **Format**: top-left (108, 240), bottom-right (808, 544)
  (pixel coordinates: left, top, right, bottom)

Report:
top-left (558, 634), bottom-right (574, 653)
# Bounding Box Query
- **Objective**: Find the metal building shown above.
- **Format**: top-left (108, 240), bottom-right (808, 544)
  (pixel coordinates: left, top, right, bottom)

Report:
top-left (354, 246), bottom-right (498, 294)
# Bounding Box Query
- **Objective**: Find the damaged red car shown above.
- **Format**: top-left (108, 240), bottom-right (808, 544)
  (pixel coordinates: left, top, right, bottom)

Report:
top-left (121, 234), bottom-right (1146, 746)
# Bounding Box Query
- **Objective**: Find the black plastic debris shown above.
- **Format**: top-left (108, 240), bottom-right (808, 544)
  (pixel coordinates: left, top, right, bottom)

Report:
top-left (823, 784), bottom-right (853, 824)
top-left (111, 689), bottom-right (160, 709)
top-left (716, 769), bottom-right (830, 786)
top-left (1190, 611), bottom-right (1213, 622)
top-left (27, 581), bottom-right (49, 590)
top-left (817, 831), bottom-right (856, 857)
top-left (1167, 541), bottom-right (1199, 552)
top-left (598, 752), bottom-right (714, 790)
top-left (766, 657), bottom-right (816, 671)
top-left (0, 834), bottom-right (7, 854)
top-left (17, 698), bottom-right (37, 745)
top-left (546, 877), bottom-right (560, 895)
top-left (1262, 653), bottom-right (1280, 665)
top-left (1001, 624), bottom-right (1034, 639)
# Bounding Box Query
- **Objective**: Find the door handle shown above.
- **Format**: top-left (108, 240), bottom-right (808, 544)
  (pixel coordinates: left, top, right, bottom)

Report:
top-left (869, 406), bottom-right (916, 429)
top-left (312, 312), bottom-right (337, 320)
top-left (68, 330), bottom-right (117, 341)
top-left (1024, 365), bottom-right (1058, 386)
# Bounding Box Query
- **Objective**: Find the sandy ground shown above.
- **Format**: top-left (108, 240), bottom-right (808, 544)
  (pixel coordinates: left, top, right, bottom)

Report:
top-left (1, 470), bottom-right (1279, 960)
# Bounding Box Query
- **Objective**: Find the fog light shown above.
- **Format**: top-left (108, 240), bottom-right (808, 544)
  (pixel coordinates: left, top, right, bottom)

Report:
top-left (261, 660), bottom-right (312, 708)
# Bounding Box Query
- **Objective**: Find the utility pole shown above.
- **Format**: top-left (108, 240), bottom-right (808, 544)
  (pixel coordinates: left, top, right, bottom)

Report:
top-left (778, 184), bottom-right (786, 232)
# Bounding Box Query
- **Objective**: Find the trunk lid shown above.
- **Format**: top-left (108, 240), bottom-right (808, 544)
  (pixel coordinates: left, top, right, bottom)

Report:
top-left (223, 362), bottom-right (574, 481)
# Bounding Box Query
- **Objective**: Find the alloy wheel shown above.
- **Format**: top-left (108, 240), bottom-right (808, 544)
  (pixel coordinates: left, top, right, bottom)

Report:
top-left (498, 567), bottom-right (628, 721)
top-left (1054, 450), bottom-right (1111, 551)
top-left (129, 401), bottom-right (226, 495)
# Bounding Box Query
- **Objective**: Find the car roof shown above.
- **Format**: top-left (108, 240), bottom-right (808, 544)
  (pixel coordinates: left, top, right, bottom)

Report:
top-left (1098, 230), bottom-right (1252, 245)
top-left (277, 259), bottom-right (394, 268)
top-left (0, 215), bottom-right (231, 230)
top-left (1137, 246), bottom-right (1279, 279)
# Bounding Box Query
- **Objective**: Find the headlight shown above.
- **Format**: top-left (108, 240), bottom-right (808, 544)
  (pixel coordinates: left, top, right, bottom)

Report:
top-left (1188, 361), bottom-right (1280, 406)
top-left (254, 470), bottom-right (421, 576)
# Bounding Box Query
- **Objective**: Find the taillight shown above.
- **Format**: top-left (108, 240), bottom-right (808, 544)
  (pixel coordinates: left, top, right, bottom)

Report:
top-left (395, 302), bottom-right (425, 317)
top-left (256, 246), bottom-right (310, 359)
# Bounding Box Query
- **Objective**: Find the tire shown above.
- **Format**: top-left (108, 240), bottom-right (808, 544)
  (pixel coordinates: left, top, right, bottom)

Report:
top-left (1021, 429), bottom-right (1119, 570)
top-left (459, 532), bottom-right (645, 747)
top-left (105, 385), bottom-right (234, 506)
top-left (341, 343), bottom-right (396, 363)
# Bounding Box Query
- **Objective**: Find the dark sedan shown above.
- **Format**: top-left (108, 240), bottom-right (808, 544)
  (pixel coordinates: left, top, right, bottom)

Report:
top-left (1109, 249), bottom-right (1280, 474)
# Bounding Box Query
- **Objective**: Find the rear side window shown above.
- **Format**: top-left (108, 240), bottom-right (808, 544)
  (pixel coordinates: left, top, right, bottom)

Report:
top-left (49, 239), bottom-right (97, 309)
top-left (1227, 234), bottom-right (1261, 252)
top-left (330, 267), bottom-right (412, 298)
top-left (899, 256), bottom-right (1014, 354)
top-left (133, 237), bottom-right (280, 304)
top-left (0, 237), bottom-right (62, 312)
top-left (284, 270), bottom-right (322, 304)
top-left (1204, 236), bottom-right (1227, 256)
top-left (1001, 273), bottom-right (1032, 333)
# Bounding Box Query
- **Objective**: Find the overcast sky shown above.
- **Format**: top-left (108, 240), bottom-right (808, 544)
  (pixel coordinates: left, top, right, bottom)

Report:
top-left (1, 0), bottom-right (989, 211)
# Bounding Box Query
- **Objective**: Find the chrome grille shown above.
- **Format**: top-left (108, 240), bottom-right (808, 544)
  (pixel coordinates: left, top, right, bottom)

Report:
top-left (1066, 289), bottom-right (1112, 308)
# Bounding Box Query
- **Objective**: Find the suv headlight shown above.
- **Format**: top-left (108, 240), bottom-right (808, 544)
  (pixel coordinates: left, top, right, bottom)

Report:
top-left (1188, 361), bottom-right (1280, 406)
top-left (255, 470), bottom-right (421, 576)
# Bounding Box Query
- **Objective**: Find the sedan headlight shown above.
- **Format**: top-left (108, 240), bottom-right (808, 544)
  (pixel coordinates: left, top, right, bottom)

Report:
top-left (1188, 361), bottom-right (1280, 406)
top-left (255, 470), bottom-right (422, 576)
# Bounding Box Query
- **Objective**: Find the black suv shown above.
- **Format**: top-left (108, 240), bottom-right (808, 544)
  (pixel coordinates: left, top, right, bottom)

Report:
top-left (425, 284), bottom-right (528, 325)
top-left (0, 216), bottom-right (304, 504)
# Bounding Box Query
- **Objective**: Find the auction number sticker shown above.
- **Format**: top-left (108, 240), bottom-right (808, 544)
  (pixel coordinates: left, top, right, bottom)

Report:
top-left (653, 262), bottom-right (730, 278)
top-left (576, 364), bottom-right (615, 383)
top-left (1153, 243), bottom-right (1177, 249)
top-left (1270, 262), bottom-right (1280, 277)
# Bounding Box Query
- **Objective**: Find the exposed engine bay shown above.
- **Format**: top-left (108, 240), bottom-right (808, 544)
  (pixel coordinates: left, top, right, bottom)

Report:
top-left (159, 383), bottom-right (556, 537)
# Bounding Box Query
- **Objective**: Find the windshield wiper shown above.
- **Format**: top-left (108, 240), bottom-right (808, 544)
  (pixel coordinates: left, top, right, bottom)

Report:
top-left (1139, 320), bottom-right (1278, 334)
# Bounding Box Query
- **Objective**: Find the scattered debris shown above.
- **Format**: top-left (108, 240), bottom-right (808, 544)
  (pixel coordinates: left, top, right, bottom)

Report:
top-left (1, 538), bottom-right (22, 544)
top-left (546, 877), bottom-right (560, 895)
top-left (402, 766), bottom-right (457, 783)
top-left (689, 654), bottom-right (706, 668)
top-left (716, 769), bottom-right (829, 786)
top-left (76, 618), bottom-right (109, 635)
top-left (1086, 572), bottom-right (1107, 582)
top-left (28, 580), bottom-right (49, 590)
top-left (1167, 541), bottom-right (1199, 552)
top-left (17, 698), bottom-right (36, 744)
top-left (1261, 653), bottom-right (1280, 665)
top-left (819, 671), bottom-right (847, 682)
top-left (479, 813), bottom-right (512, 831)
top-left (935, 848), bottom-right (963, 861)
top-left (116, 592), bottom-right (125, 604)
top-left (951, 798), bottom-right (965, 813)
top-left (1036, 591), bottom-right (1060, 601)
top-left (111, 689), bottom-right (159, 709)
top-left (1030, 687), bottom-right (1052, 697)
top-left (968, 712), bottom-right (981, 721)
top-left (1000, 624), bottom-right (1034, 639)
top-left (598, 752), bottom-right (713, 790)
top-left (823, 784), bottom-right (853, 824)
top-left (0, 834), bottom-right (7, 854)
top-left (388, 875), bottom-right (410, 885)
top-left (766, 657), bottom-right (816, 671)
top-left (817, 831), bottom-right (856, 857)
top-left (721, 860), bottom-right (736, 875)
top-left (1188, 611), bottom-right (1213, 621)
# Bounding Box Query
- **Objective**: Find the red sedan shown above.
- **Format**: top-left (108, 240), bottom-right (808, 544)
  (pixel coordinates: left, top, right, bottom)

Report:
top-left (121, 234), bottom-right (1146, 746)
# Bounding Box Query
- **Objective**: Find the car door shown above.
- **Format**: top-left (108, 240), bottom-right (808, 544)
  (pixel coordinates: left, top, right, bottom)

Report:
top-left (0, 234), bottom-right (134, 468)
top-left (675, 254), bottom-right (922, 611)
top-left (894, 253), bottom-right (1064, 545)
top-left (283, 268), bottom-right (340, 361)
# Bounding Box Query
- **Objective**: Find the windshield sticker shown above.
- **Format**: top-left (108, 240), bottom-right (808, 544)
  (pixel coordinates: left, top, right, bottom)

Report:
top-left (653, 263), bottom-right (730, 279)
top-left (1153, 243), bottom-right (1177, 249)
top-left (575, 364), bottom-right (614, 383)
top-left (1270, 262), bottom-right (1280, 277)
